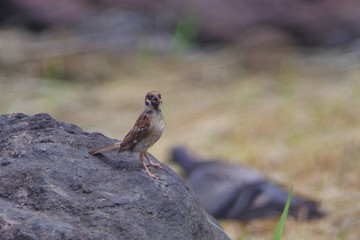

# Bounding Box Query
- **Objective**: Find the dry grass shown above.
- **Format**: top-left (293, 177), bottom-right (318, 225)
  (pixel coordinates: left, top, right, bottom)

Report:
top-left (1, 40), bottom-right (360, 239)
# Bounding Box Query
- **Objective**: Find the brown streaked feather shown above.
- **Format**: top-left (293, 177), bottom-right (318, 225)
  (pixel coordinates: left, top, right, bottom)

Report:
top-left (119, 113), bottom-right (151, 152)
top-left (89, 142), bottom-right (121, 155)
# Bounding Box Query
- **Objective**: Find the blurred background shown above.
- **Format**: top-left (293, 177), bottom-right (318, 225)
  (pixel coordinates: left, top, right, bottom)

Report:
top-left (1, 0), bottom-right (360, 239)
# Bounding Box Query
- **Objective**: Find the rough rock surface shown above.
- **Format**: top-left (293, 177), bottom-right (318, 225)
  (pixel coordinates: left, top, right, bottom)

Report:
top-left (0, 113), bottom-right (230, 240)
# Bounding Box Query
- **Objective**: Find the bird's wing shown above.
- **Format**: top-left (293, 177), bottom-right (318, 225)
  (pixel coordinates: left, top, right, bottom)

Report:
top-left (119, 112), bottom-right (151, 151)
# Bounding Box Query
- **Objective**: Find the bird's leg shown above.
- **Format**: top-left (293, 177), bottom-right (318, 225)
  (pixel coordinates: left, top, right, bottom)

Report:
top-left (144, 152), bottom-right (162, 168)
top-left (140, 152), bottom-right (159, 179)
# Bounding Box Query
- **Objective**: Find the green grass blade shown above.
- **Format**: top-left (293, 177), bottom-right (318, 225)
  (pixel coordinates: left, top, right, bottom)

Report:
top-left (273, 186), bottom-right (293, 240)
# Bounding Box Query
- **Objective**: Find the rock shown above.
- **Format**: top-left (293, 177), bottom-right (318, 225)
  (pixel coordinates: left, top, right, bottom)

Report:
top-left (0, 113), bottom-right (230, 240)
top-left (171, 146), bottom-right (325, 222)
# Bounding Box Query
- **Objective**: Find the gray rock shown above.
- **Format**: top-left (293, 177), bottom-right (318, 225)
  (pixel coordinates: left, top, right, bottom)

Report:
top-left (0, 113), bottom-right (230, 240)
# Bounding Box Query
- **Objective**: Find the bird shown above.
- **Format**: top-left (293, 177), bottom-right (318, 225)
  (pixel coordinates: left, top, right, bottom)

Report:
top-left (89, 91), bottom-right (165, 179)
top-left (170, 146), bottom-right (325, 221)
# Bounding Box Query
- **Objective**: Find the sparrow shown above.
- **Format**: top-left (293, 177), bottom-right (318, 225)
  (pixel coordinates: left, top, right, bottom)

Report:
top-left (89, 91), bottom-right (165, 179)
top-left (171, 146), bottom-right (325, 221)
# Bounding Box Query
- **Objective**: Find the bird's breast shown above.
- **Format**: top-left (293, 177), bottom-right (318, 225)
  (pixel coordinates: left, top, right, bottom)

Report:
top-left (148, 113), bottom-right (164, 141)
top-left (133, 112), bottom-right (164, 152)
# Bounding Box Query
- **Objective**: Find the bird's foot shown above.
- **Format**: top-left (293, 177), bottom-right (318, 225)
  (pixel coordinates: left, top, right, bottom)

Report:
top-left (146, 162), bottom-right (162, 168)
top-left (142, 169), bottom-right (159, 179)
top-left (144, 153), bottom-right (163, 168)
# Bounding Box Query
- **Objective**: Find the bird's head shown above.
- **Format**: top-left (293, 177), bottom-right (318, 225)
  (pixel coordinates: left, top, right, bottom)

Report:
top-left (145, 91), bottom-right (162, 111)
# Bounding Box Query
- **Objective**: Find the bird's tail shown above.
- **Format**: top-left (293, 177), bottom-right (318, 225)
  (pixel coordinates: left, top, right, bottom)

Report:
top-left (89, 142), bottom-right (121, 155)
top-left (242, 182), bottom-right (326, 221)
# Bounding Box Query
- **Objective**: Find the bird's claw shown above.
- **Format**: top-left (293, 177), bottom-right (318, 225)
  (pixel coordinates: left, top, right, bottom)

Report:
top-left (142, 169), bottom-right (160, 179)
top-left (146, 163), bottom-right (162, 168)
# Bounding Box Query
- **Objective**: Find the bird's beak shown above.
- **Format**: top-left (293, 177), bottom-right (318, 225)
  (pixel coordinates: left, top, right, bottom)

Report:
top-left (152, 98), bottom-right (161, 105)
top-left (151, 98), bottom-right (161, 110)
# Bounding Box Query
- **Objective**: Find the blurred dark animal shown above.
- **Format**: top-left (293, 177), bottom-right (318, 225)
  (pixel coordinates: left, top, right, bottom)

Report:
top-left (171, 147), bottom-right (325, 222)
